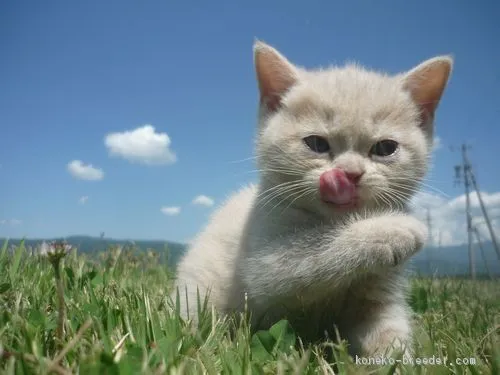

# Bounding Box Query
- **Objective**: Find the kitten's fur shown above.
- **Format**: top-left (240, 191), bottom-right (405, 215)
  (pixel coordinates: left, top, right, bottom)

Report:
top-left (173, 41), bottom-right (452, 357)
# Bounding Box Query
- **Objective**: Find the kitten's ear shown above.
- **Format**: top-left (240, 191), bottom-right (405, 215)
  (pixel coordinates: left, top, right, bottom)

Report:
top-left (254, 41), bottom-right (299, 112)
top-left (403, 55), bottom-right (453, 129)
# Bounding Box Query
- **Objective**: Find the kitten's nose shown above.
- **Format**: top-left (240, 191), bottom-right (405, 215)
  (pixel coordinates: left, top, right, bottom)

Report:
top-left (344, 171), bottom-right (364, 184)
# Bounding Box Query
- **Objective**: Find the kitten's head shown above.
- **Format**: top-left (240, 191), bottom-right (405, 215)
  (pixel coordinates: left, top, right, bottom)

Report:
top-left (253, 41), bottom-right (452, 218)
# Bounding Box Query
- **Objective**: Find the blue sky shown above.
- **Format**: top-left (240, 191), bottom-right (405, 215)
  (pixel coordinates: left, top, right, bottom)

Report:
top-left (1, 0), bottom-right (499, 244)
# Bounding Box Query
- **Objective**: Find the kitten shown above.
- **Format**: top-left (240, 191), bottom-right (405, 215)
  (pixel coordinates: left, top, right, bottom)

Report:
top-left (172, 41), bottom-right (452, 358)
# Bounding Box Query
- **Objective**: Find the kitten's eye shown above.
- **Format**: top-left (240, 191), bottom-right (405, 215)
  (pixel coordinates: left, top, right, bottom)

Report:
top-left (370, 140), bottom-right (399, 157)
top-left (303, 136), bottom-right (330, 153)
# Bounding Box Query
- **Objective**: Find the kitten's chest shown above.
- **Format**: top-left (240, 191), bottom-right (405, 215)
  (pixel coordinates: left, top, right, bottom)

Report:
top-left (247, 208), bottom-right (326, 245)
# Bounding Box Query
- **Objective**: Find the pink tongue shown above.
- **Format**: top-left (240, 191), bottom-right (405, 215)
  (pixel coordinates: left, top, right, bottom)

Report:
top-left (319, 169), bottom-right (356, 205)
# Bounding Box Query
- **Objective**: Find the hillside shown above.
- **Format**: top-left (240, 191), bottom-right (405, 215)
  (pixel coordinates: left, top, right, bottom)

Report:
top-left (410, 241), bottom-right (500, 277)
top-left (2, 236), bottom-right (499, 277)
top-left (0, 235), bottom-right (187, 268)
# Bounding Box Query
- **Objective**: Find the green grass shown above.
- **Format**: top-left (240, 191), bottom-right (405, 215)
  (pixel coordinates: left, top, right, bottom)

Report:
top-left (0, 241), bottom-right (499, 374)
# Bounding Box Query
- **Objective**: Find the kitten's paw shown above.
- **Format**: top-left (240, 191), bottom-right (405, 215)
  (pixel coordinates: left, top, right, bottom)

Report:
top-left (389, 216), bottom-right (427, 265)
top-left (347, 304), bottom-right (412, 361)
top-left (350, 214), bottom-right (427, 267)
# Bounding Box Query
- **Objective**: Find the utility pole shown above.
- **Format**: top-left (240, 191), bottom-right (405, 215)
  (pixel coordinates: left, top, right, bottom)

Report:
top-left (426, 208), bottom-right (433, 244)
top-left (453, 143), bottom-right (500, 279)
top-left (462, 144), bottom-right (475, 280)
top-left (472, 226), bottom-right (493, 280)
top-left (466, 164), bottom-right (500, 261)
top-left (453, 144), bottom-right (475, 279)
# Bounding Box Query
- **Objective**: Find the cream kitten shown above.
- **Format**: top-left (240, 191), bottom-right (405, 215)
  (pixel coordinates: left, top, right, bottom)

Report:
top-left (172, 41), bottom-right (452, 358)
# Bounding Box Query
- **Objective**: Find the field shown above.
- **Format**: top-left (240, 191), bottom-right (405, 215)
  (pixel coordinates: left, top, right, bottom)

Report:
top-left (0, 241), bottom-right (499, 375)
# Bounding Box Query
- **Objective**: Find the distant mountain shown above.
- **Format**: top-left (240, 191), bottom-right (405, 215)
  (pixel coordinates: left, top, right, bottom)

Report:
top-left (409, 241), bottom-right (500, 278)
top-left (2, 236), bottom-right (499, 278)
top-left (0, 235), bottom-right (187, 268)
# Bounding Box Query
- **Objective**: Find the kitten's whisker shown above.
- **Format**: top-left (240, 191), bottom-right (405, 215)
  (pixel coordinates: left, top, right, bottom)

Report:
top-left (265, 186), bottom-right (312, 217)
top-left (257, 180), bottom-right (303, 196)
top-left (416, 184), bottom-right (450, 198)
top-left (270, 144), bottom-right (312, 169)
top-left (382, 187), bottom-right (415, 200)
top-left (387, 177), bottom-right (450, 198)
top-left (258, 185), bottom-right (305, 208)
top-left (371, 191), bottom-right (386, 208)
top-left (259, 188), bottom-right (305, 209)
top-left (374, 191), bottom-right (394, 208)
top-left (375, 189), bottom-right (410, 211)
top-left (402, 184), bottom-right (449, 199)
top-left (388, 177), bottom-right (440, 187)
top-left (257, 180), bottom-right (310, 200)
top-left (226, 156), bottom-right (258, 164)
top-left (257, 184), bottom-right (310, 211)
top-left (280, 188), bottom-right (315, 214)
top-left (386, 184), bottom-right (428, 197)
top-left (247, 168), bottom-right (304, 177)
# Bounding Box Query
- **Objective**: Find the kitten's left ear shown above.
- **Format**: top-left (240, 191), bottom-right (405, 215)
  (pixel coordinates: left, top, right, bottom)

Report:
top-left (403, 55), bottom-right (453, 129)
top-left (254, 40), bottom-right (299, 113)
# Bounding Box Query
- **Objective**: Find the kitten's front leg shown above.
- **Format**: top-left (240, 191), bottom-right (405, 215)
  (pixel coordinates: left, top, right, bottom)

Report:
top-left (338, 214), bottom-right (425, 358)
top-left (240, 212), bottom-right (427, 308)
top-left (343, 273), bottom-right (413, 359)
top-left (348, 301), bottom-right (413, 360)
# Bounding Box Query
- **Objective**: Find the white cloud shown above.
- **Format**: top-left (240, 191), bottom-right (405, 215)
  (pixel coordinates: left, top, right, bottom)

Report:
top-left (79, 196), bottom-right (89, 205)
top-left (161, 206), bottom-right (181, 216)
top-left (410, 190), bottom-right (500, 247)
top-left (105, 125), bottom-right (177, 166)
top-left (0, 219), bottom-right (22, 226)
top-left (67, 160), bottom-right (104, 181)
top-left (192, 195), bottom-right (215, 207)
top-left (447, 191), bottom-right (500, 210)
top-left (432, 136), bottom-right (442, 151)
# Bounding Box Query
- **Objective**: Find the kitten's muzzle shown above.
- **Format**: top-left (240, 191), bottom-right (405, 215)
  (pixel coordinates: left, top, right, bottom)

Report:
top-left (319, 168), bottom-right (362, 207)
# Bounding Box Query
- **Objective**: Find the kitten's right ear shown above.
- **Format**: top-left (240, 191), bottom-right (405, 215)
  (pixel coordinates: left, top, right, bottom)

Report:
top-left (402, 55), bottom-right (453, 128)
top-left (254, 41), bottom-right (299, 112)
